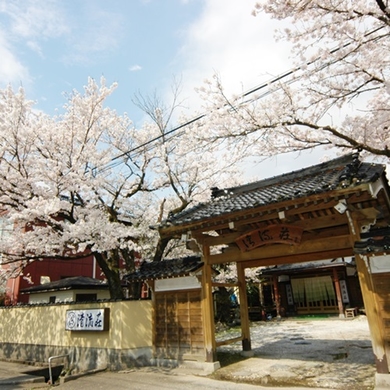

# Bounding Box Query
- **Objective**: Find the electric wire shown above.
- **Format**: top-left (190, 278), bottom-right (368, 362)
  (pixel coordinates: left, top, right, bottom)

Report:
top-left (97, 25), bottom-right (385, 174)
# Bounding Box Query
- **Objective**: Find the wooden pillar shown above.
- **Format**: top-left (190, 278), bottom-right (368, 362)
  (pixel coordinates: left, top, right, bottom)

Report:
top-left (237, 262), bottom-right (251, 351)
top-left (149, 280), bottom-right (156, 358)
top-left (346, 210), bottom-right (389, 373)
top-left (273, 275), bottom-right (281, 318)
top-left (259, 282), bottom-right (264, 306)
top-left (259, 281), bottom-right (266, 321)
top-left (201, 245), bottom-right (217, 362)
top-left (332, 268), bottom-right (345, 318)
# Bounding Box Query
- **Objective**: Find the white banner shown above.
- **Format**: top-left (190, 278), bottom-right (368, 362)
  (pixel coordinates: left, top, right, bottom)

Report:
top-left (65, 308), bottom-right (109, 331)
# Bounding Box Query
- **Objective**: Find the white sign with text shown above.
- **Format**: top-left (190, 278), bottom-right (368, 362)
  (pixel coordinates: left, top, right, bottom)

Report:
top-left (65, 308), bottom-right (108, 331)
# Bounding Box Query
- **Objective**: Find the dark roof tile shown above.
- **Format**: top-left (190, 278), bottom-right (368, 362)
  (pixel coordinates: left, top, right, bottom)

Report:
top-left (354, 226), bottom-right (390, 254)
top-left (260, 258), bottom-right (354, 275)
top-left (125, 256), bottom-right (203, 281)
top-left (20, 276), bottom-right (108, 294)
top-left (163, 153), bottom-right (386, 228)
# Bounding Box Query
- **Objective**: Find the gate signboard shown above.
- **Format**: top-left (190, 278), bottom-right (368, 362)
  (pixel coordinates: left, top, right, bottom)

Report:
top-left (235, 224), bottom-right (303, 252)
top-left (65, 308), bottom-right (109, 331)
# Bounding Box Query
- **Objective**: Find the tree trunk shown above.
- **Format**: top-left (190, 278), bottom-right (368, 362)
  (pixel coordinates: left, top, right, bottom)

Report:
top-left (153, 236), bottom-right (171, 262)
top-left (94, 252), bottom-right (124, 299)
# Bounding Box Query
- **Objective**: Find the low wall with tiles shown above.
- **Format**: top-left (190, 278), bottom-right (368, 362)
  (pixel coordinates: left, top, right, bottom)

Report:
top-left (0, 300), bottom-right (153, 372)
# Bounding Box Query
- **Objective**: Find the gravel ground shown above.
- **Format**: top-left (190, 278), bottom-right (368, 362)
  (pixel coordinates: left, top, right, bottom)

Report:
top-left (213, 315), bottom-right (376, 389)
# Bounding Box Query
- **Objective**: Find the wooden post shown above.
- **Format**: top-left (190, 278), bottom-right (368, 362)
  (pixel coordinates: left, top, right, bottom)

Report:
top-left (332, 268), bottom-right (345, 318)
top-left (259, 282), bottom-right (264, 306)
top-left (346, 210), bottom-right (389, 373)
top-left (237, 262), bottom-right (251, 351)
top-left (149, 280), bottom-right (157, 358)
top-left (273, 275), bottom-right (281, 318)
top-left (259, 281), bottom-right (266, 321)
top-left (201, 245), bottom-right (217, 362)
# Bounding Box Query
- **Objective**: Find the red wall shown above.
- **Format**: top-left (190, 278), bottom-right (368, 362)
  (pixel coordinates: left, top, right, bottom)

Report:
top-left (6, 255), bottom-right (105, 304)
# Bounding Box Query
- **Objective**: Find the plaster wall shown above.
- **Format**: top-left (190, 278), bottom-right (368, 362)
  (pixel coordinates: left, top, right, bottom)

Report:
top-left (0, 300), bottom-right (153, 371)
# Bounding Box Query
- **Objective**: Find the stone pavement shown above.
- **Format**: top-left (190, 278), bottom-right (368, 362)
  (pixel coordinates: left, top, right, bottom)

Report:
top-left (0, 361), bottom-right (47, 388)
top-left (0, 316), bottom-right (382, 389)
top-left (0, 362), bottom-right (331, 390)
top-left (214, 316), bottom-right (377, 389)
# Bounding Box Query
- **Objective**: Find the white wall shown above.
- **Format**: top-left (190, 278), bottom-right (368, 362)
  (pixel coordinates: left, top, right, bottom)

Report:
top-left (28, 289), bottom-right (111, 304)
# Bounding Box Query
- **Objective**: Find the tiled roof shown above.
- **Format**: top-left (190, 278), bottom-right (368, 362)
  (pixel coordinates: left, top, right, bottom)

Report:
top-left (124, 256), bottom-right (203, 281)
top-left (354, 226), bottom-right (390, 254)
top-left (259, 258), bottom-right (355, 275)
top-left (162, 153), bottom-right (385, 228)
top-left (20, 276), bottom-right (108, 294)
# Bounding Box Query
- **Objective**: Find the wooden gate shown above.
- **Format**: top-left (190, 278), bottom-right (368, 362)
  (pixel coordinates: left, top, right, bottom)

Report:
top-left (154, 290), bottom-right (205, 361)
top-left (372, 272), bottom-right (390, 366)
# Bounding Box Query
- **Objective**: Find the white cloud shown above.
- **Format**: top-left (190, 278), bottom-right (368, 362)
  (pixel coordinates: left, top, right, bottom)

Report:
top-left (0, 0), bottom-right (67, 86)
top-left (0, 30), bottom-right (30, 87)
top-left (62, 5), bottom-right (124, 66)
top-left (26, 40), bottom-right (43, 57)
top-left (0, 0), bottom-right (69, 40)
top-left (175, 0), bottom-right (293, 110)
top-left (129, 65), bottom-right (142, 72)
top-left (0, 0), bottom-right (123, 67)
top-left (170, 0), bottom-right (326, 177)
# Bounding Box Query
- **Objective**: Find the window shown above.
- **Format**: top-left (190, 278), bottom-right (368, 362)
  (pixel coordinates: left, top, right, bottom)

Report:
top-left (75, 293), bottom-right (97, 302)
top-left (49, 296), bottom-right (56, 303)
top-left (40, 276), bottom-right (51, 284)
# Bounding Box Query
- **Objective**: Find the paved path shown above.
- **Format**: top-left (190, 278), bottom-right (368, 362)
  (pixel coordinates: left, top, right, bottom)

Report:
top-left (215, 316), bottom-right (375, 389)
top-left (0, 365), bottom-right (329, 390)
top-left (0, 361), bottom-right (47, 389)
top-left (0, 316), bottom-right (375, 390)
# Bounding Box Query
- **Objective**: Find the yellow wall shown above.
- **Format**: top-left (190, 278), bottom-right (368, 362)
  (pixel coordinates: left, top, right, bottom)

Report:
top-left (0, 300), bottom-right (153, 350)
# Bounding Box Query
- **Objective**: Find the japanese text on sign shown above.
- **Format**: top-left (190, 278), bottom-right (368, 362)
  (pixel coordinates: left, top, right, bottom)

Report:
top-left (65, 308), bottom-right (109, 331)
top-left (235, 224), bottom-right (303, 252)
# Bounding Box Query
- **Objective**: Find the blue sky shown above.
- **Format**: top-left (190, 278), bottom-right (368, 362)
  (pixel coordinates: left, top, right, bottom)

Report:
top-left (0, 0), bottom-right (326, 175)
top-left (0, 1), bottom-right (293, 119)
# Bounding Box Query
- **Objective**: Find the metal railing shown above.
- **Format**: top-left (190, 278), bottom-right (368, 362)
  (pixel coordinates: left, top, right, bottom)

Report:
top-left (48, 353), bottom-right (69, 385)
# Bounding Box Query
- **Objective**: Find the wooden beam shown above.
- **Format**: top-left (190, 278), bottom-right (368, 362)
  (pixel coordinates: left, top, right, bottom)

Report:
top-left (209, 234), bottom-right (352, 265)
top-left (216, 336), bottom-right (243, 347)
top-left (195, 209), bottom-right (379, 249)
top-left (196, 213), bottom-right (349, 247)
top-left (212, 282), bottom-right (239, 288)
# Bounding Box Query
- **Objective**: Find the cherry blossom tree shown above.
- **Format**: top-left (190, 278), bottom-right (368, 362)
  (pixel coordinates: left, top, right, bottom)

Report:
top-left (133, 78), bottom-right (244, 261)
top-left (0, 77), bottom-right (245, 298)
top-left (0, 78), bottom-right (157, 299)
top-left (193, 0), bottom-right (390, 162)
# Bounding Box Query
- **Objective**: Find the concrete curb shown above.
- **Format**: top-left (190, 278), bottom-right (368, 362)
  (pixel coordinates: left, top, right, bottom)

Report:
top-left (0, 374), bottom-right (46, 386)
top-left (59, 367), bottom-right (108, 384)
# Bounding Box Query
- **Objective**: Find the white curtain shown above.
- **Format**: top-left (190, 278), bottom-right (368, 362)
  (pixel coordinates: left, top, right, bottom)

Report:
top-left (291, 276), bottom-right (335, 304)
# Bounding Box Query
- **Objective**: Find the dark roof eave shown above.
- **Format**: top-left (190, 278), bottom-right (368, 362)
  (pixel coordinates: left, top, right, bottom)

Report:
top-left (260, 262), bottom-right (354, 276)
top-left (124, 256), bottom-right (204, 282)
top-left (20, 284), bottom-right (110, 294)
top-left (159, 183), bottom-right (375, 236)
top-left (127, 270), bottom-right (200, 283)
top-left (158, 154), bottom-right (387, 235)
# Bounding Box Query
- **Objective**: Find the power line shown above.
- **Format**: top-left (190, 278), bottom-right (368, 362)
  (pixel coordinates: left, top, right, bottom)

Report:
top-left (98, 25), bottom-right (385, 173)
top-left (98, 69), bottom-right (296, 174)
